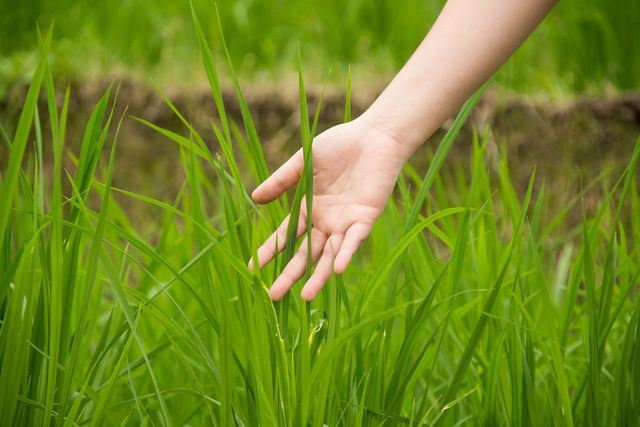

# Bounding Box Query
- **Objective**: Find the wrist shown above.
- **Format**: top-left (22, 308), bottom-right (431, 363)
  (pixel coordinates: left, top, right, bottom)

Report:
top-left (356, 111), bottom-right (420, 163)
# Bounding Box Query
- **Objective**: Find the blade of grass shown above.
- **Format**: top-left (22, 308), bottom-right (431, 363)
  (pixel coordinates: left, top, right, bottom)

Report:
top-left (436, 171), bottom-right (535, 426)
top-left (0, 27), bottom-right (50, 244)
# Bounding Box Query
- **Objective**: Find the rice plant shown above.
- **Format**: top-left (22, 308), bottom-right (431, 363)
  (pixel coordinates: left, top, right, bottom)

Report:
top-left (0, 14), bottom-right (639, 427)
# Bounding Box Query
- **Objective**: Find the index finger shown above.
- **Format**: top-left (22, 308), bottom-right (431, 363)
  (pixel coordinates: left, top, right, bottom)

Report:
top-left (252, 150), bottom-right (303, 204)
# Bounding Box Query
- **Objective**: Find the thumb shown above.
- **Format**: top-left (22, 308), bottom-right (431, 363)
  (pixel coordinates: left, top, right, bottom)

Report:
top-left (252, 150), bottom-right (303, 204)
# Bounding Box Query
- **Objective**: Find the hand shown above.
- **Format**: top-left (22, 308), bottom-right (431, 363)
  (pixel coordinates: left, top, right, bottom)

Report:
top-left (249, 118), bottom-right (408, 301)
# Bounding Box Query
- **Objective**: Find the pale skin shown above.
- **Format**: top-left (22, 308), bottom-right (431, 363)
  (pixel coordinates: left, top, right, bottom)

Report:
top-left (249, 0), bottom-right (559, 301)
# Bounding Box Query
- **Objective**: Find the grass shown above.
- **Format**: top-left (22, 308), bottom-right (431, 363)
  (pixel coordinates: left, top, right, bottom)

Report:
top-left (1, 0), bottom-right (639, 97)
top-left (1, 12), bottom-right (640, 426)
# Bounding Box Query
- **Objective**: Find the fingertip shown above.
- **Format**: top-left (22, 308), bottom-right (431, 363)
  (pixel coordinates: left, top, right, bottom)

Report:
top-left (268, 277), bottom-right (290, 301)
top-left (268, 288), bottom-right (282, 301)
top-left (252, 182), bottom-right (277, 205)
top-left (300, 287), bottom-right (315, 302)
top-left (251, 186), bottom-right (267, 204)
top-left (333, 254), bottom-right (349, 275)
top-left (247, 259), bottom-right (254, 271)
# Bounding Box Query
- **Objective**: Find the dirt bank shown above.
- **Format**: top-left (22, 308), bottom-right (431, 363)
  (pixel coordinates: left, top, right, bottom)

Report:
top-left (1, 79), bottom-right (639, 223)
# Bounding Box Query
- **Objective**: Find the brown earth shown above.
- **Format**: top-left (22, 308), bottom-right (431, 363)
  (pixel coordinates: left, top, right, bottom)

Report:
top-left (1, 79), bottom-right (639, 226)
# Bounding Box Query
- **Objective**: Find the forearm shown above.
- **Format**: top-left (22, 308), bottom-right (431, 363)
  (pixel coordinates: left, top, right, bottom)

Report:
top-left (360, 0), bottom-right (558, 159)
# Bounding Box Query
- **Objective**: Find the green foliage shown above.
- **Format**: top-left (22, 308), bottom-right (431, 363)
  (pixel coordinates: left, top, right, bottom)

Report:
top-left (1, 0), bottom-right (638, 95)
top-left (1, 16), bottom-right (640, 426)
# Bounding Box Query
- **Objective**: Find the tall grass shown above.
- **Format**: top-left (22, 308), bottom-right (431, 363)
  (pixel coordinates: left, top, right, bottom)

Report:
top-left (1, 16), bottom-right (639, 426)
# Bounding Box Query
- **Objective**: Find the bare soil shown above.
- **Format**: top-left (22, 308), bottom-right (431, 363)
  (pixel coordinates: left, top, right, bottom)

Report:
top-left (1, 79), bottom-right (639, 226)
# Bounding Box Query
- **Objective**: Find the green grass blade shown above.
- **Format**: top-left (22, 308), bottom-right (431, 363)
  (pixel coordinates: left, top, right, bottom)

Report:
top-left (56, 109), bottom-right (126, 424)
top-left (437, 170), bottom-right (536, 426)
top-left (404, 80), bottom-right (489, 233)
top-left (344, 66), bottom-right (351, 123)
top-left (0, 27), bottom-right (50, 244)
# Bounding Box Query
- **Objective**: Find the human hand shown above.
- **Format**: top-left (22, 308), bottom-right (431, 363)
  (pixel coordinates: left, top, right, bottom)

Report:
top-left (249, 118), bottom-right (408, 301)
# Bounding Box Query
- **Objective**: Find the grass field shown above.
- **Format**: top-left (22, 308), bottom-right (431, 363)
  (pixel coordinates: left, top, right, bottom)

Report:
top-left (1, 0), bottom-right (639, 98)
top-left (1, 7), bottom-right (640, 427)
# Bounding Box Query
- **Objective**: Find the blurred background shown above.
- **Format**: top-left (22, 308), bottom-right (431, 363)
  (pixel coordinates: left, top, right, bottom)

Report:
top-left (1, 0), bottom-right (639, 217)
top-left (1, 0), bottom-right (639, 94)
